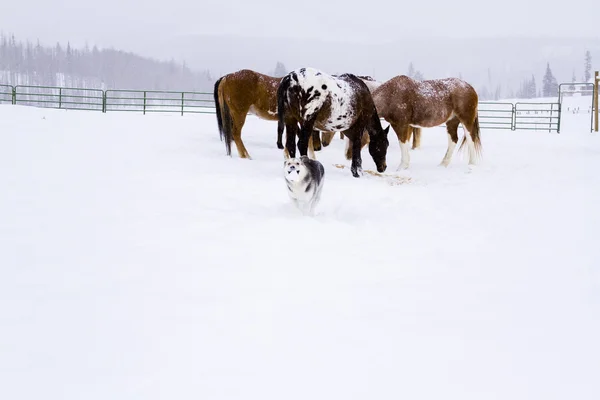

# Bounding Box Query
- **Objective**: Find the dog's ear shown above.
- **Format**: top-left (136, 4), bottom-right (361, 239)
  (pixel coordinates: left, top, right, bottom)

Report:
top-left (300, 155), bottom-right (310, 164)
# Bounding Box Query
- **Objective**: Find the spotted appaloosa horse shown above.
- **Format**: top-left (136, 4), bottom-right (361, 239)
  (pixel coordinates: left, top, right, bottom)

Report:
top-left (277, 67), bottom-right (390, 178)
top-left (346, 75), bottom-right (482, 170)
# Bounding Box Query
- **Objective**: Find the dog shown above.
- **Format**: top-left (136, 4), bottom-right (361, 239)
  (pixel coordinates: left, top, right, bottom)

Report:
top-left (283, 155), bottom-right (325, 216)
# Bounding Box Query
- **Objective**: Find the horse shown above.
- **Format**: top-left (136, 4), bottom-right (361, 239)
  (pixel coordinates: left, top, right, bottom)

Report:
top-left (278, 75), bottom-right (382, 154)
top-left (345, 75), bottom-right (482, 170)
top-left (320, 75), bottom-right (422, 155)
top-left (277, 67), bottom-right (390, 178)
top-left (213, 69), bottom-right (330, 159)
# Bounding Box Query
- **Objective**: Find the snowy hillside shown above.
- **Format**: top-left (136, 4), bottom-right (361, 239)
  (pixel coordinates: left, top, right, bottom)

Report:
top-left (1, 104), bottom-right (599, 400)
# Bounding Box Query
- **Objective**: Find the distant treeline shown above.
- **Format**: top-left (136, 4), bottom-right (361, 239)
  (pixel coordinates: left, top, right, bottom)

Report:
top-left (0, 33), bottom-right (214, 92)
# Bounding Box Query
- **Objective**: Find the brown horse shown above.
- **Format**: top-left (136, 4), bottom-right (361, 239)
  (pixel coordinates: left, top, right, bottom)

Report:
top-left (346, 75), bottom-right (482, 170)
top-left (213, 69), bottom-right (326, 159)
top-left (213, 69), bottom-right (279, 159)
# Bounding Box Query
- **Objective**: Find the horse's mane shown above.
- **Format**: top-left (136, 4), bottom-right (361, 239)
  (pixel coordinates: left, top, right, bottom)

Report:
top-left (356, 75), bottom-right (376, 81)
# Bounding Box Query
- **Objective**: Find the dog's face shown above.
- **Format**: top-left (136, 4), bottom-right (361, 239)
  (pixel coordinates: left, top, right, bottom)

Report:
top-left (283, 158), bottom-right (308, 183)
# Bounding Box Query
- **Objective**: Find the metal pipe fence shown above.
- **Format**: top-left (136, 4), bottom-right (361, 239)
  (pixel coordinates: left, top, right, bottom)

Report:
top-left (0, 83), bottom-right (566, 132)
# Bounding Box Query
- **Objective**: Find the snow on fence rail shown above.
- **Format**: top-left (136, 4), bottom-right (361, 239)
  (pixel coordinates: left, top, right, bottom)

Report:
top-left (0, 83), bottom-right (564, 132)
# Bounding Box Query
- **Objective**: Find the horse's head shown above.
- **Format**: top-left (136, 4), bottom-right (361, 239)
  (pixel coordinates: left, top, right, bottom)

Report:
top-left (368, 125), bottom-right (390, 173)
top-left (320, 131), bottom-right (336, 147)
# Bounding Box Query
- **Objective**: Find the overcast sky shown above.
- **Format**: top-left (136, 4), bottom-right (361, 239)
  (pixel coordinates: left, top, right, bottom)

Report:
top-left (1, 0), bottom-right (599, 51)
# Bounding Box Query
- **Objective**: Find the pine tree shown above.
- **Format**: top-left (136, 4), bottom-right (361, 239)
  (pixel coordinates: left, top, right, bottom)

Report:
top-left (273, 62), bottom-right (287, 77)
top-left (407, 62), bottom-right (423, 80)
top-left (529, 75), bottom-right (537, 98)
top-left (584, 50), bottom-right (592, 82)
top-left (542, 63), bottom-right (558, 97)
top-left (568, 70), bottom-right (576, 92)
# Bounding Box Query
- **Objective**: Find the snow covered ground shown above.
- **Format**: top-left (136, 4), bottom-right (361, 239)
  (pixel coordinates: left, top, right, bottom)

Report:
top-left (1, 104), bottom-right (599, 400)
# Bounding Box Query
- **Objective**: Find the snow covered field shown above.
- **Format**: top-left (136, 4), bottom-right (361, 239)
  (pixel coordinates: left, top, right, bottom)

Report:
top-left (1, 103), bottom-right (600, 400)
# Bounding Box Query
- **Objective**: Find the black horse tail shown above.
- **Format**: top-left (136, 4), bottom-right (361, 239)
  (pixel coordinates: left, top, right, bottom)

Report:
top-left (213, 77), bottom-right (224, 141)
top-left (276, 75), bottom-right (292, 149)
top-left (213, 76), bottom-right (233, 156)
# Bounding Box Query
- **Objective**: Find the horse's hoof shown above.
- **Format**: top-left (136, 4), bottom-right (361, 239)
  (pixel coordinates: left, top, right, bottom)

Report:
top-left (397, 164), bottom-right (409, 171)
top-left (277, 142), bottom-right (284, 149)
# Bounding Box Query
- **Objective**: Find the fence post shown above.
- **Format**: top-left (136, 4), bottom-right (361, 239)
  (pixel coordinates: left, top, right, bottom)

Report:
top-left (557, 102), bottom-right (561, 134)
top-left (102, 91), bottom-right (106, 113)
top-left (549, 103), bottom-right (553, 133)
top-left (11, 86), bottom-right (16, 105)
top-left (143, 91), bottom-right (147, 115)
top-left (595, 71), bottom-right (599, 133)
top-left (181, 92), bottom-right (185, 116)
top-left (511, 104), bottom-right (516, 130)
top-left (59, 87), bottom-right (62, 109)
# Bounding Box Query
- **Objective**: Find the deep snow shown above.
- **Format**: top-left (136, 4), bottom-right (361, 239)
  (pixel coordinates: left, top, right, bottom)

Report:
top-left (1, 103), bottom-right (599, 400)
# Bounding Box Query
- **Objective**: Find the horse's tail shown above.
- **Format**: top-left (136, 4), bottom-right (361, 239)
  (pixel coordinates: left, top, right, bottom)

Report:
top-left (213, 77), bottom-right (224, 141)
top-left (214, 76), bottom-right (233, 156)
top-left (458, 115), bottom-right (483, 160)
top-left (277, 75), bottom-right (292, 149)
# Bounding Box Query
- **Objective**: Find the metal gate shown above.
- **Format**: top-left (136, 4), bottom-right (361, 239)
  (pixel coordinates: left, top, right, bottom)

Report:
top-left (514, 102), bottom-right (560, 132)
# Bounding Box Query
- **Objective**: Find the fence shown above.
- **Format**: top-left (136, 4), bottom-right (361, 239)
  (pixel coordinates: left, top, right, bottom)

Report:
top-left (558, 82), bottom-right (595, 132)
top-left (105, 89), bottom-right (215, 115)
top-left (15, 85), bottom-right (104, 111)
top-left (514, 102), bottom-right (560, 132)
top-left (0, 83), bottom-right (565, 132)
top-left (478, 102), bottom-right (515, 130)
top-left (0, 84), bottom-right (14, 104)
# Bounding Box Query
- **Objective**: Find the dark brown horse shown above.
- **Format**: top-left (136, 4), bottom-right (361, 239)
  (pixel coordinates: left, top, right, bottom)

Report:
top-left (277, 67), bottom-right (390, 178)
top-left (346, 75), bottom-right (482, 170)
top-left (213, 69), bottom-right (325, 159)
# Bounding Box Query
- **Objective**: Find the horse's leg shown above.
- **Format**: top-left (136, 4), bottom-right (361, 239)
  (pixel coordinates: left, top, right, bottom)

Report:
top-left (232, 112), bottom-right (251, 159)
top-left (342, 127), bottom-right (364, 178)
top-left (392, 123), bottom-right (412, 170)
top-left (297, 120), bottom-right (316, 158)
top-left (361, 129), bottom-right (370, 150)
top-left (412, 127), bottom-right (422, 149)
top-left (277, 126), bottom-right (284, 149)
top-left (344, 135), bottom-right (353, 160)
top-left (339, 132), bottom-right (344, 139)
top-left (440, 117), bottom-right (460, 167)
top-left (285, 122), bottom-right (299, 159)
top-left (351, 132), bottom-right (365, 178)
top-left (312, 130), bottom-right (322, 152)
top-left (308, 134), bottom-right (317, 160)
